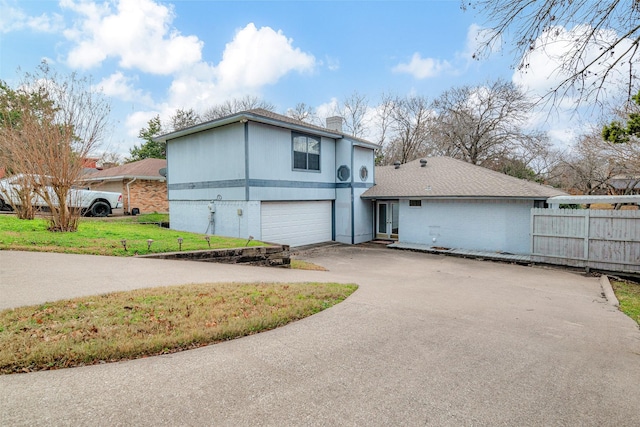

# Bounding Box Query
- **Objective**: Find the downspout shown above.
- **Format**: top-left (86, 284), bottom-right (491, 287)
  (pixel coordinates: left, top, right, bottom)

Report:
top-left (126, 177), bottom-right (137, 214)
top-left (243, 120), bottom-right (250, 201)
top-left (351, 141), bottom-right (355, 245)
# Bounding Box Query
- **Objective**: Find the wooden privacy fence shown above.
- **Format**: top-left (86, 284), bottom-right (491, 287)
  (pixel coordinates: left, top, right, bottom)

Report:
top-left (531, 208), bottom-right (640, 273)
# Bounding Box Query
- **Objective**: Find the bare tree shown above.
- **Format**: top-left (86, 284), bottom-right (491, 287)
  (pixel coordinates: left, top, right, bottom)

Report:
top-left (376, 94), bottom-right (433, 165)
top-left (372, 92), bottom-right (397, 164)
top-left (285, 102), bottom-right (319, 124)
top-left (202, 95), bottom-right (275, 121)
top-left (430, 79), bottom-right (546, 166)
top-left (467, 0), bottom-right (640, 105)
top-left (328, 91), bottom-right (370, 137)
top-left (171, 108), bottom-right (200, 131)
top-left (556, 132), bottom-right (616, 194)
top-left (0, 80), bottom-right (41, 218)
top-left (0, 62), bottom-right (110, 231)
top-left (98, 151), bottom-right (123, 168)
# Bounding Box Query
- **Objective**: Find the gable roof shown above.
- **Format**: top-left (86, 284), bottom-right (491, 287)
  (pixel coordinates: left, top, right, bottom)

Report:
top-left (83, 158), bottom-right (167, 182)
top-left (362, 157), bottom-right (566, 199)
top-left (154, 108), bottom-right (379, 149)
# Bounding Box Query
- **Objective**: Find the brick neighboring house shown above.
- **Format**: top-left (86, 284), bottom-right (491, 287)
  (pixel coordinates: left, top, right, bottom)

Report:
top-left (83, 158), bottom-right (168, 214)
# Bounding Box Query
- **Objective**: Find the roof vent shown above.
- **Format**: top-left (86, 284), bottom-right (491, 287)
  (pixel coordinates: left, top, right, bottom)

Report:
top-left (420, 158), bottom-right (428, 167)
top-left (394, 161), bottom-right (401, 169)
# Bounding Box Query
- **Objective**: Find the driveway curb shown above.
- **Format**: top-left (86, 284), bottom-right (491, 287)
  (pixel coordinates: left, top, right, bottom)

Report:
top-left (600, 275), bottom-right (620, 307)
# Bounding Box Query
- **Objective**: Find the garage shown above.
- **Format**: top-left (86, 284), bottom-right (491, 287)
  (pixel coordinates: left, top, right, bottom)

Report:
top-left (261, 201), bottom-right (332, 247)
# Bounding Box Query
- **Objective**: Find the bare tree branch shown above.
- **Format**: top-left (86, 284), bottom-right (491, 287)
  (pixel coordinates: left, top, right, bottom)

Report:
top-left (468, 0), bottom-right (640, 106)
top-left (0, 62), bottom-right (110, 231)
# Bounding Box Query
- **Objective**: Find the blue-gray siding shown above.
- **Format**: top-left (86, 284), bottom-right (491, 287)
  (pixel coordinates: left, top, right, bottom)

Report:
top-left (400, 198), bottom-right (534, 254)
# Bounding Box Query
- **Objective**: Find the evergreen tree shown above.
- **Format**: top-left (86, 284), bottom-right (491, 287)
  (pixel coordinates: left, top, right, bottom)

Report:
top-left (128, 115), bottom-right (164, 161)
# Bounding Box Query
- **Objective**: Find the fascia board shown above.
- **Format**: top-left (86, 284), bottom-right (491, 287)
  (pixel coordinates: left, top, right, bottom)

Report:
top-left (154, 112), bottom-right (343, 142)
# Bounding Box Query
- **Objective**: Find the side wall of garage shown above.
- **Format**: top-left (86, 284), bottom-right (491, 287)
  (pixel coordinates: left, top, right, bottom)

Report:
top-left (399, 198), bottom-right (535, 254)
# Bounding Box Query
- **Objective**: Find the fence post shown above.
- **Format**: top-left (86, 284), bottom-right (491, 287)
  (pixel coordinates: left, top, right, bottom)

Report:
top-left (530, 208), bottom-right (536, 256)
top-left (583, 209), bottom-right (590, 264)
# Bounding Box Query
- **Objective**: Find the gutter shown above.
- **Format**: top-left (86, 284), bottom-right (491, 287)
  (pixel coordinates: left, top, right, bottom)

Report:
top-left (126, 177), bottom-right (137, 214)
top-left (360, 195), bottom-right (557, 201)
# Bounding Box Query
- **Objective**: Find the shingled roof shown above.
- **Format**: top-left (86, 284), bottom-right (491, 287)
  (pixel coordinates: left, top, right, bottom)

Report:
top-left (362, 157), bottom-right (566, 199)
top-left (84, 158), bottom-right (167, 181)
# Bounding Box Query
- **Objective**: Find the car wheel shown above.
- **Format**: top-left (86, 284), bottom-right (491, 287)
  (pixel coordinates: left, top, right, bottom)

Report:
top-left (90, 201), bottom-right (111, 217)
top-left (0, 198), bottom-right (12, 211)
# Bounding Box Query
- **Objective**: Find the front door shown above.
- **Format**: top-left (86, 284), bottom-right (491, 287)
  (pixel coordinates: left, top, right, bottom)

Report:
top-left (376, 201), bottom-right (399, 239)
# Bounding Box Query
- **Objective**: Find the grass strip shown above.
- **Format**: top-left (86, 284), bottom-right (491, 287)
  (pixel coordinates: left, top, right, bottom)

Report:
top-left (0, 215), bottom-right (263, 256)
top-left (0, 282), bottom-right (357, 374)
top-left (290, 259), bottom-right (328, 271)
top-left (612, 280), bottom-right (640, 326)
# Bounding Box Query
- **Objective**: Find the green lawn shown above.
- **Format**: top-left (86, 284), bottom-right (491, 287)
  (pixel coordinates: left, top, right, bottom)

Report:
top-left (612, 280), bottom-right (640, 326)
top-left (0, 214), bottom-right (346, 374)
top-left (0, 282), bottom-right (357, 374)
top-left (0, 214), bottom-right (263, 256)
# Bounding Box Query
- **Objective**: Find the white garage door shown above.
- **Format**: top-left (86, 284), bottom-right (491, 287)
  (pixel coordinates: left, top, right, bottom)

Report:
top-left (261, 201), bottom-right (332, 247)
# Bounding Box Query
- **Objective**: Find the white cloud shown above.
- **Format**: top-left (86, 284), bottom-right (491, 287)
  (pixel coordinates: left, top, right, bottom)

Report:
top-left (315, 97), bottom-right (339, 119)
top-left (392, 24), bottom-right (498, 80)
top-left (166, 23), bottom-right (316, 112)
top-left (0, 2), bottom-right (63, 33)
top-left (125, 110), bottom-right (158, 138)
top-left (513, 24), bottom-right (638, 101)
top-left (458, 23), bottom-right (501, 63)
top-left (325, 55), bottom-right (340, 71)
top-left (52, 2), bottom-right (318, 152)
top-left (216, 23), bottom-right (315, 91)
top-left (392, 53), bottom-right (451, 79)
top-left (510, 24), bottom-right (640, 148)
top-left (94, 71), bottom-right (155, 106)
top-left (62, 0), bottom-right (202, 74)
top-left (167, 63), bottom-right (221, 109)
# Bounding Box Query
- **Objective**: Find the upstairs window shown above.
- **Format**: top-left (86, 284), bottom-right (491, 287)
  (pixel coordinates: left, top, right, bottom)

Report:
top-left (293, 134), bottom-right (320, 171)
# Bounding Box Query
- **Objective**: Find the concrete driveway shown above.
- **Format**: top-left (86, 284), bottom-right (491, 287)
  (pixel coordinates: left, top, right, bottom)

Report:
top-left (1, 247), bottom-right (639, 426)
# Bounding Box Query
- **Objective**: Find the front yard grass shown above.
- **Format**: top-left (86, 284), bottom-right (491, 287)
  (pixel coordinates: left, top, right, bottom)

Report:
top-left (0, 214), bottom-right (263, 256)
top-left (0, 282), bottom-right (357, 374)
top-left (612, 280), bottom-right (640, 326)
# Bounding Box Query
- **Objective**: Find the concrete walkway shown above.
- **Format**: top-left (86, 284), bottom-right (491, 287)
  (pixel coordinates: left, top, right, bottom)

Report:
top-left (1, 247), bottom-right (639, 426)
top-left (388, 241), bottom-right (532, 264)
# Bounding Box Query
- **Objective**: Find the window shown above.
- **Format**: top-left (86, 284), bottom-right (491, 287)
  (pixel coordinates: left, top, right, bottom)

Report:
top-left (359, 166), bottom-right (368, 181)
top-left (293, 134), bottom-right (320, 171)
top-left (337, 165), bottom-right (350, 181)
top-left (409, 200), bottom-right (422, 207)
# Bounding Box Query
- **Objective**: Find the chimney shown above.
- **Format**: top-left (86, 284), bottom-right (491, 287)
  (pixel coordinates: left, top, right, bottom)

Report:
top-left (326, 116), bottom-right (343, 132)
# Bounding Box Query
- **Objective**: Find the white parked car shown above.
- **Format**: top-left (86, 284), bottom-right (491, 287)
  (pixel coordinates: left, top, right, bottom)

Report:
top-left (0, 174), bottom-right (122, 217)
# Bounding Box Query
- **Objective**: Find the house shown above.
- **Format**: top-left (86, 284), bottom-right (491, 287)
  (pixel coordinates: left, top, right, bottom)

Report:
top-left (83, 158), bottom-right (168, 214)
top-left (609, 175), bottom-right (640, 195)
top-left (361, 157), bottom-right (567, 254)
top-left (154, 109), bottom-right (378, 246)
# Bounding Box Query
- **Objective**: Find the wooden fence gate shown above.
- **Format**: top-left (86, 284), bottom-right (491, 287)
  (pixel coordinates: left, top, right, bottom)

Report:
top-left (531, 208), bottom-right (640, 273)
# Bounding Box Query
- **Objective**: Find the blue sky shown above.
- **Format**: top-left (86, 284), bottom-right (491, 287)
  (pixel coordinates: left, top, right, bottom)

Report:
top-left (0, 0), bottom-right (621, 157)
